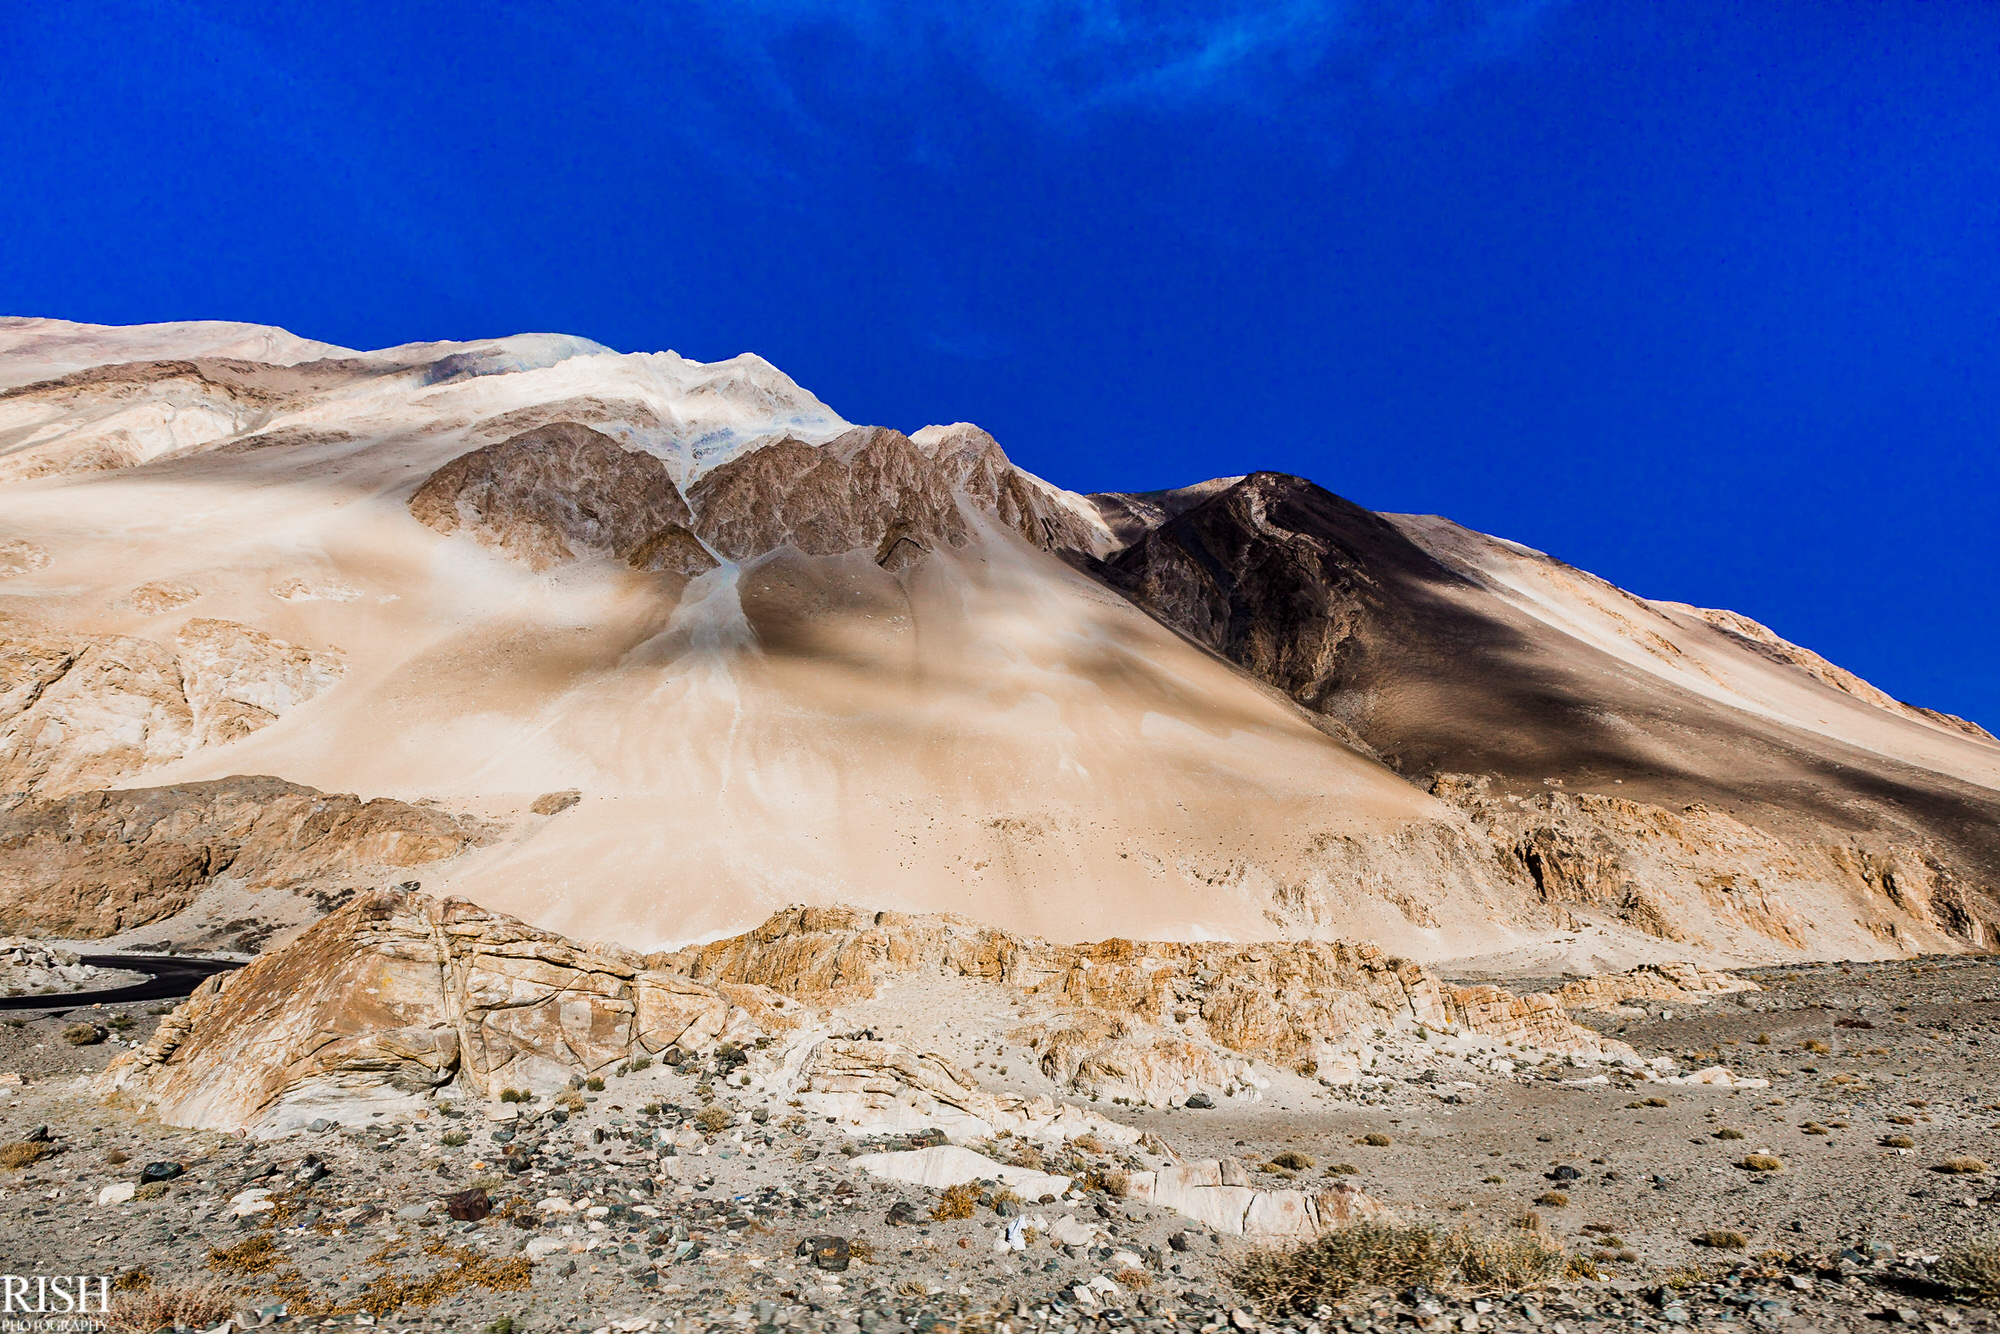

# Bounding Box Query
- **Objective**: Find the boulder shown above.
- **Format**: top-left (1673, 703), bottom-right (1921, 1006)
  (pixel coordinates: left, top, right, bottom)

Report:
top-left (102, 887), bottom-right (803, 1134)
top-left (847, 1145), bottom-right (1072, 1200)
top-left (1125, 1162), bottom-right (1384, 1239)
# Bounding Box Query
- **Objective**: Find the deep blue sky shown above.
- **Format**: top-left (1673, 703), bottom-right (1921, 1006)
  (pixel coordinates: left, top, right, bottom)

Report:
top-left (6, 1), bottom-right (1997, 726)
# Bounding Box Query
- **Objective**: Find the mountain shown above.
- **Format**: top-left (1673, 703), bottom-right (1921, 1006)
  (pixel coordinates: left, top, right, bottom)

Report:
top-left (0, 316), bottom-right (1993, 970)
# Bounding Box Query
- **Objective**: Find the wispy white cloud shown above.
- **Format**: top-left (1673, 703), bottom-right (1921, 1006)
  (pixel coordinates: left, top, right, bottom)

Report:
top-left (706, 0), bottom-right (1570, 125)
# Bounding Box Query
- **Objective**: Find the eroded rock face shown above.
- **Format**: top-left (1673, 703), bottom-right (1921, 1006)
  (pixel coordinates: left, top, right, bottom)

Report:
top-left (1555, 961), bottom-right (1760, 1011)
top-left (770, 1035), bottom-right (1142, 1146)
top-left (0, 621), bottom-right (346, 794)
top-left (687, 424), bottom-right (1098, 568)
top-left (408, 421), bottom-right (715, 575)
top-left (672, 904), bottom-right (1635, 1106)
top-left (0, 777), bottom-right (486, 937)
top-left (106, 887), bottom-right (806, 1134)
top-left (0, 632), bottom-right (193, 794)
top-left (176, 618), bottom-right (345, 749)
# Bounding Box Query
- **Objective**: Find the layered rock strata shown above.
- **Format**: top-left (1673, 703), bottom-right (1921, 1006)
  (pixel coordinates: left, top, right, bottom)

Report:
top-left (0, 777), bottom-right (484, 937)
top-left (106, 887), bottom-right (806, 1133)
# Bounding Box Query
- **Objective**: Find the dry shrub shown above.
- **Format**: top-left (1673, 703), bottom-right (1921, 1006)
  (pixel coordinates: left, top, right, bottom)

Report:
top-left (1693, 1230), bottom-right (1748, 1249)
top-left (1881, 1135), bottom-right (1915, 1149)
top-left (1889, 1114), bottom-right (1917, 1125)
top-left (1937, 1158), bottom-right (1991, 1175)
top-left (1270, 1150), bottom-right (1316, 1171)
top-left (694, 1105), bottom-right (733, 1134)
top-left (1232, 1222), bottom-right (1564, 1315)
top-left (1935, 1239), bottom-right (2000, 1304)
top-left (1801, 1123), bottom-right (1829, 1136)
top-left (554, 1087), bottom-right (584, 1112)
top-left (1071, 1132), bottom-right (1105, 1154)
top-left (1713, 1128), bottom-right (1746, 1140)
top-left (105, 1148), bottom-right (130, 1165)
top-left (1324, 1163), bottom-right (1358, 1176)
top-left (1753, 1033), bottom-right (1771, 1045)
top-left (1116, 1266), bottom-right (1155, 1290)
top-left (208, 1234), bottom-right (283, 1275)
top-left (1740, 1155), bottom-right (1784, 1172)
top-left (63, 1023), bottom-right (105, 1046)
top-left (106, 1281), bottom-right (234, 1334)
top-left (0, 1140), bottom-right (49, 1170)
top-left (932, 1184), bottom-right (977, 1221)
top-left (1084, 1168), bottom-right (1130, 1198)
top-left (1360, 1133), bottom-right (1392, 1147)
top-left (848, 1237), bottom-right (876, 1264)
top-left (1534, 1192), bottom-right (1569, 1208)
top-left (584, 1076), bottom-right (605, 1091)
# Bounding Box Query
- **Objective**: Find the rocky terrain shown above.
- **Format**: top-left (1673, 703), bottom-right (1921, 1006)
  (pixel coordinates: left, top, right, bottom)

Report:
top-left (0, 912), bottom-right (1995, 1332)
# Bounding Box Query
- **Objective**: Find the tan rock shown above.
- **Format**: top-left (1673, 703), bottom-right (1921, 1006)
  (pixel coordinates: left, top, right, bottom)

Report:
top-left (0, 540), bottom-right (50, 579)
top-left (105, 886), bottom-right (802, 1134)
top-left (175, 618), bottom-right (345, 749)
top-left (0, 776), bottom-right (485, 937)
top-left (0, 632), bottom-right (192, 794)
top-left (1555, 961), bottom-right (1760, 1011)
top-left (676, 904), bottom-right (1632, 1106)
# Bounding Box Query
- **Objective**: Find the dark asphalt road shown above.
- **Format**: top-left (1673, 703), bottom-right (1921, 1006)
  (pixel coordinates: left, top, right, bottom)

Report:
top-left (0, 954), bottom-right (243, 1011)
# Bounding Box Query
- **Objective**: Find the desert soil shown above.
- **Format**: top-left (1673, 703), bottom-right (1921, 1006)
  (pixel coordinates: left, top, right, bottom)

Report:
top-left (0, 957), bottom-right (1996, 1334)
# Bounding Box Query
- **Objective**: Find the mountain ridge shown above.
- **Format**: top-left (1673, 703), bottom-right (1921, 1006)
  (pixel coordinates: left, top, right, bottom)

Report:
top-left (0, 317), bottom-right (1992, 969)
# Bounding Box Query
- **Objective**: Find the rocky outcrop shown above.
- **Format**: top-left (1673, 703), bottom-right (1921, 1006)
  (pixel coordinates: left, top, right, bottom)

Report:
top-left (673, 904), bottom-right (1634, 1106)
top-left (0, 631), bottom-right (192, 793)
top-left (0, 540), bottom-right (49, 578)
top-left (687, 424), bottom-right (1098, 569)
top-left (408, 421), bottom-right (716, 575)
top-left (105, 887), bottom-right (808, 1134)
top-left (1430, 775), bottom-right (2000, 956)
top-left (1554, 961), bottom-right (1760, 1012)
top-left (175, 618), bottom-right (344, 749)
top-left (768, 1035), bottom-right (1143, 1145)
top-left (0, 621), bottom-right (346, 794)
top-left (0, 777), bottom-right (485, 937)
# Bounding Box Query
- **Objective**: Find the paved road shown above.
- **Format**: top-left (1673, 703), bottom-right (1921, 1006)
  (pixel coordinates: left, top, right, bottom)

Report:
top-left (0, 954), bottom-right (243, 1012)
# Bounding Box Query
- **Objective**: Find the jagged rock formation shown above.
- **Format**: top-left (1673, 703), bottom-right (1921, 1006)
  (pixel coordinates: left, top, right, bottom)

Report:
top-left (672, 904), bottom-right (1636, 1105)
top-left (409, 421), bottom-right (715, 575)
top-left (0, 621), bottom-right (344, 795)
top-left (1553, 960), bottom-right (1760, 1012)
top-left (109, 894), bottom-right (1704, 1137)
top-left (0, 777), bottom-right (486, 937)
top-left (776, 1038), bottom-right (1144, 1146)
top-left (106, 887), bottom-right (809, 1134)
top-left (687, 424), bottom-right (1097, 568)
top-left (1430, 775), bottom-right (1998, 956)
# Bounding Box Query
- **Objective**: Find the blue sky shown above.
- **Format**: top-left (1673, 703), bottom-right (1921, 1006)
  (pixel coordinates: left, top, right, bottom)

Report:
top-left (6, 1), bottom-right (1997, 726)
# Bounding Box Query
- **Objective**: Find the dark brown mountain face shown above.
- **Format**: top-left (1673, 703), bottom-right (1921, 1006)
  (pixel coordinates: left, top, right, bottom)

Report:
top-left (1096, 471), bottom-right (2000, 947)
top-left (1099, 470), bottom-right (1618, 775)
top-left (409, 421), bottom-right (714, 574)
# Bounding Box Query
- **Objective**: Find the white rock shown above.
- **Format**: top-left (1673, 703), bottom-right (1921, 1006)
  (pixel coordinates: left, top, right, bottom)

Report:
top-left (847, 1145), bottom-right (1071, 1200)
top-left (97, 1182), bottom-right (136, 1206)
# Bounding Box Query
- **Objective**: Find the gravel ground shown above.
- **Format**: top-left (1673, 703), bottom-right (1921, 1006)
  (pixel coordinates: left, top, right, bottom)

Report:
top-left (0, 957), bottom-right (1996, 1333)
